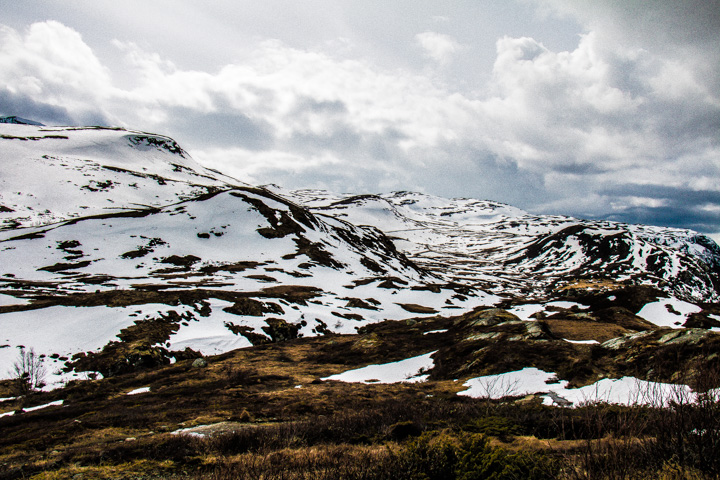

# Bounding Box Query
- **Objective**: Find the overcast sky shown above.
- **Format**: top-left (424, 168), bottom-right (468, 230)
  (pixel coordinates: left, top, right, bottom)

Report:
top-left (1, 1), bottom-right (719, 239)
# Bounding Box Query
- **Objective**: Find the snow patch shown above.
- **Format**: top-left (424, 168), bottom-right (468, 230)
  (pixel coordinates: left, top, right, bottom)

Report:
top-left (507, 304), bottom-right (545, 321)
top-left (458, 367), bottom-right (695, 407)
top-left (127, 387), bottom-right (150, 395)
top-left (637, 297), bottom-right (702, 329)
top-left (322, 351), bottom-right (436, 384)
top-left (0, 399), bottom-right (64, 418)
top-left (0, 294), bottom-right (29, 306)
top-left (423, 329), bottom-right (448, 335)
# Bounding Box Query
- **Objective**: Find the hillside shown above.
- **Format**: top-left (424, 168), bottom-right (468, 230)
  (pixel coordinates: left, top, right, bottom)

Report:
top-left (1, 123), bottom-right (720, 478)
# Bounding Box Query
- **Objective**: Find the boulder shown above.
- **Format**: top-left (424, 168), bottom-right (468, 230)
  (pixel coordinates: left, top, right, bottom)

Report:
top-left (192, 358), bottom-right (208, 368)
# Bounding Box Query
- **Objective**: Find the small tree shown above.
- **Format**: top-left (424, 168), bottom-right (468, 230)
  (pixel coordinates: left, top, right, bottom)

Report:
top-left (11, 347), bottom-right (46, 393)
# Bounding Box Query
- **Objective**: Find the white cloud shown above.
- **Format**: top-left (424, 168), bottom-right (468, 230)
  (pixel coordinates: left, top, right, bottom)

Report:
top-left (415, 31), bottom-right (463, 64)
top-left (0, 17), bottom-right (718, 234)
top-left (0, 22), bottom-right (112, 110)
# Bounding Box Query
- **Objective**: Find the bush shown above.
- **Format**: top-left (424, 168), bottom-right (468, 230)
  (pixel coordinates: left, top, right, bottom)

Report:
top-left (401, 432), bottom-right (458, 480)
top-left (455, 434), bottom-right (559, 480)
top-left (11, 347), bottom-right (46, 393)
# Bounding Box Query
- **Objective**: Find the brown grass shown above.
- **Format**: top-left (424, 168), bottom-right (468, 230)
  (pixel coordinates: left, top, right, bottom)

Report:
top-left (544, 318), bottom-right (629, 343)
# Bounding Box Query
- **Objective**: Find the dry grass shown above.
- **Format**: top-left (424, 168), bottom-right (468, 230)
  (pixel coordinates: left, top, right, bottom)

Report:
top-left (2, 299), bottom-right (720, 478)
top-left (544, 318), bottom-right (629, 343)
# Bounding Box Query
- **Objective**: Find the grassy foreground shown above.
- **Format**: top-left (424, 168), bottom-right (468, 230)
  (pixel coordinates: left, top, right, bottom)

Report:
top-left (2, 300), bottom-right (720, 479)
top-left (1, 334), bottom-right (719, 479)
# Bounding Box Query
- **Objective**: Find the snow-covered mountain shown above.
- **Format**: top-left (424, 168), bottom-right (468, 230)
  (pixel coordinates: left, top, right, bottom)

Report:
top-left (274, 188), bottom-right (720, 302)
top-left (0, 124), bottom-right (496, 387)
top-left (0, 124), bottom-right (244, 230)
top-left (1, 122), bottom-right (719, 389)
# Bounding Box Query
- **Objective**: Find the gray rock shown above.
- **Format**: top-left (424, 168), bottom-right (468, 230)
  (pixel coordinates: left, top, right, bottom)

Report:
top-left (601, 330), bottom-right (653, 350)
top-left (465, 308), bottom-right (520, 327)
top-left (659, 328), bottom-right (712, 346)
top-left (525, 322), bottom-right (546, 339)
top-left (192, 357), bottom-right (208, 368)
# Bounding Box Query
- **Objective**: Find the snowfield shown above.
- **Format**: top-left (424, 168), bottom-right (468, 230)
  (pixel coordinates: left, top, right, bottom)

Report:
top-left (458, 367), bottom-right (696, 407)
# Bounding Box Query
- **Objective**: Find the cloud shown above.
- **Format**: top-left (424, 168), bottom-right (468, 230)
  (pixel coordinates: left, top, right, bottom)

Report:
top-left (415, 31), bottom-right (463, 64)
top-left (0, 22), bottom-right (114, 127)
top-left (0, 18), bottom-right (717, 236)
top-left (0, 22), bottom-right (112, 115)
top-left (0, 88), bottom-right (75, 125)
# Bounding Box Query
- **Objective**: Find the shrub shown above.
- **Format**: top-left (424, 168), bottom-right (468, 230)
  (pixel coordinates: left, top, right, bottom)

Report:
top-left (10, 347), bottom-right (46, 393)
top-left (464, 416), bottom-right (521, 441)
top-left (401, 432), bottom-right (458, 480)
top-left (455, 434), bottom-right (559, 480)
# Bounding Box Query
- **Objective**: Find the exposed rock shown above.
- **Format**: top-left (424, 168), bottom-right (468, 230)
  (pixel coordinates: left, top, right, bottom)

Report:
top-left (262, 318), bottom-right (301, 343)
top-left (465, 332), bottom-right (503, 342)
top-left (192, 358), bottom-right (208, 368)
top-left (524, 322), bottom-right (548, 339)
top-left (462, 308), bottom-right (520, 327)
top-left (658, 328), bottom-right (713, 346)
top-left (601, 330), bottom-right (654, 350)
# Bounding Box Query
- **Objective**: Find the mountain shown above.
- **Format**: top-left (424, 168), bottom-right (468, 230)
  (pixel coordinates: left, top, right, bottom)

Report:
top-left (0, 124), bottom-right (496, 387)
top-left (2, 122), bottom-right (720, 479)
top-left (274, 188), bottom-right (720, 303)
top-left (0, 116), bottom-right (45, 126)
top-left (0, 122), bottom-right (719, 391)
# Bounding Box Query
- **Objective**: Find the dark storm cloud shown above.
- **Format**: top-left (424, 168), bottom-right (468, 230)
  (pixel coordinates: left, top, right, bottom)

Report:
top-left (600, 184), bottom-right (720, 233)
top-left (602, 184), bottom-right (720, 207)
top-left (0, 88), bottom-right (75, 126)
top-left (605, 206), bottom-right (720, 234)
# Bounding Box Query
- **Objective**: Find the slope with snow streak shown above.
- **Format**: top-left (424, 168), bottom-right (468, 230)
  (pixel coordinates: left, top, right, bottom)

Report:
top-left (0, 124), bottom-right (244, 231)
top-left (278, 188), bottom-right (720, 302)
top-left (322, 351), bottom-right (436, 384)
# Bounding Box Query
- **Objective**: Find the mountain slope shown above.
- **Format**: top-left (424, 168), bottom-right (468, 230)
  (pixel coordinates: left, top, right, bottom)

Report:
top-left (0, 124), bottom-right (496, 387)
top-left (0, 124), bottom-right (243, 230)
top-left (1, 122), bottom-right (719, 391)
top-left (276, 188), bottom-right (720, 302)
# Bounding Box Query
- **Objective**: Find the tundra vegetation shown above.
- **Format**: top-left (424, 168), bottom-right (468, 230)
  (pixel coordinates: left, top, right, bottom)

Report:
top-left (1, 308), bottom-right (719, 480)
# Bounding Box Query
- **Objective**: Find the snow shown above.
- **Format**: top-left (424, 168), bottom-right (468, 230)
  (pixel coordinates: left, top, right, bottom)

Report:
top-left (458, 367), bottom-right (695, 407)
top-left (547, 301), bottom-right (582, 310)
top-left (637, 297), bottom-right (702, 329)
top-left (163, 299), bottom-right (252, 354)
top-left (423, 329), bottom-right (448, 335)
top-left (171, 426), bottom-right (208, 438)
top-left (459, 368), bottom-right (564, 400)
top-left (0, 294), bottom-right (29, 306)
top-left (0, 399), bottom-right (64, 418)
top-left (322, 351), bottom-right (436, 384)
top-left (126, 387), bottom-right (150, 395)
top-left (564, 339), bottom-right (599, 344)
top-left (0, 124), bottom-right (246, 232)
top-left (507, 301), bottom-right (582, 321)
top-left (0, 303), bottom-right (198, 388)
top-left (507, 304), bottom-right (545, 321)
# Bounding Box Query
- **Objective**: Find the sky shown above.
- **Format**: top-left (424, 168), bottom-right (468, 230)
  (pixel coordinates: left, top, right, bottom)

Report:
top-left (1, 0), bottom-right (719, 240)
